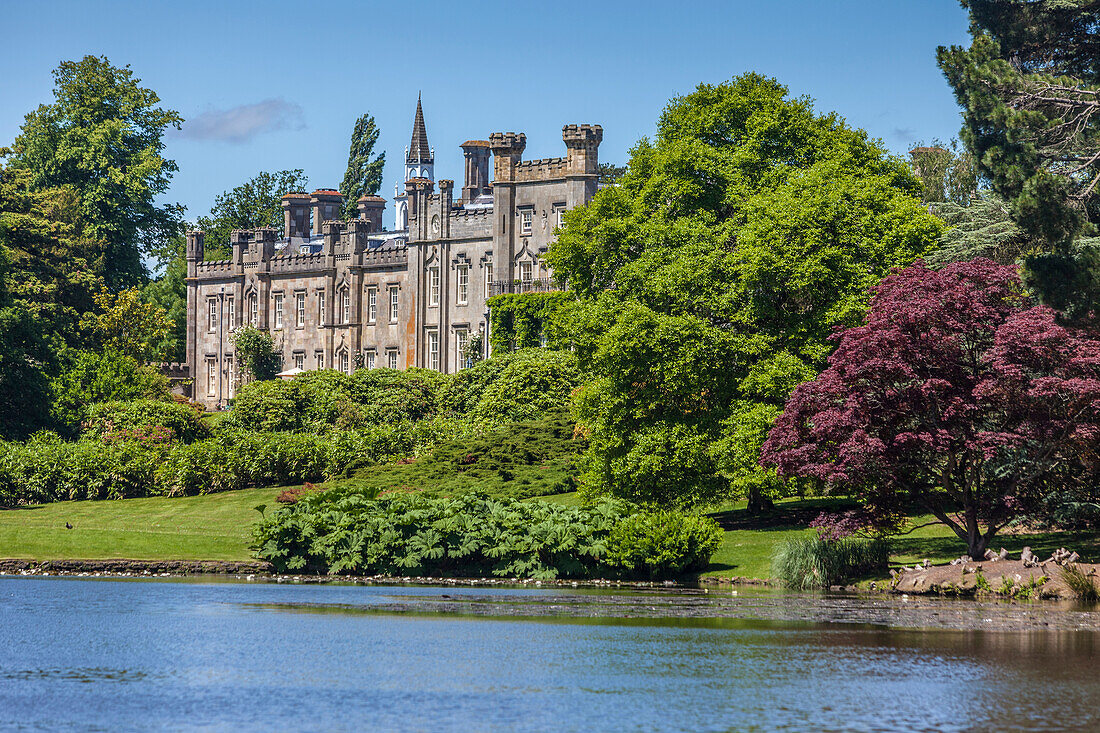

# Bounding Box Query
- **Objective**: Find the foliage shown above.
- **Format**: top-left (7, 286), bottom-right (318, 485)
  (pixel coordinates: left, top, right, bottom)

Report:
top-left (0, 244), bottom-right (54, 439)
top-left (339, 114), bottom-right (385, 220)
top-left (0, 161), bottom-right (103, 351)
top-left (340, 411), bottom-right (584, 500)
top-left (83, 399), bottom-right (208, 443)
top-left (253, 488), bottom-right (719, 580)
top-left (1060, 564), bottom-right (1100, 602)
top-left (771, 535), bottom-right (889, 590)
top-left (547, 73), bottom-right (943, 509)
top-left (50, 349), bottom-right (170, 434)
top-left (194, 170), bottom-right (309, 259)
top-left (762, 258), bottom-right (1100, 558)
top-left (232, 326), bottom-right (282, 382)
top-left (597, 162), bottom-right (627, 186)
top-left (938, 1), bottom-right (1100, 250)
top-left (92, 287), bottom-right (171, 362)
top-left (925, 193), bottom-right (1034, 266)
top-left (907, 138), bottom-right (979, 205)
top-left (470, 350), bottom-right (580, 423)
top-left (8, 55), bottom-right (183, 287)
top-left (142, 236), bottom-right (187, 361)
top-left (604, 510), bottom-right (722, 579)
top-left (486, 292), bottom-right (573, 352)
top-left (0, 422), bottom-right (428, 506)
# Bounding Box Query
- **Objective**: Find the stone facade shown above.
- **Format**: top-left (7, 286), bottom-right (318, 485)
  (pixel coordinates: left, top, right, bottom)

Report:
top-left (185, 100), bottom-right (602, 408)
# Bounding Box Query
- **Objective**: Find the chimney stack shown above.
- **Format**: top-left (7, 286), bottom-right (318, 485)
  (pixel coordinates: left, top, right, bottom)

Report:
top-left (460, 140), bottom-right (491, 203)
top-left (281, 193), bottom-right (311, 238)
top-left (310, 189), bottom-right (344, 236)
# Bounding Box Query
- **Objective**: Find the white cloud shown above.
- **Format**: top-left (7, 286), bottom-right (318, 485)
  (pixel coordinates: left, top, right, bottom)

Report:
top-left (175, 98), bottom-right (305, 143)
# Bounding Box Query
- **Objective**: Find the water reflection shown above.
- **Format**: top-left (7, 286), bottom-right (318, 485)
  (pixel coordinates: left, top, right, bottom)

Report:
top-left (2, 576), bottom-right (1099, 732)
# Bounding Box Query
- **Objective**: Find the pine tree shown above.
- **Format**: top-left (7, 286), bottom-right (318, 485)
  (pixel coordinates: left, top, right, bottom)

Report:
top-left (340, 114), bottom-right (386, 220)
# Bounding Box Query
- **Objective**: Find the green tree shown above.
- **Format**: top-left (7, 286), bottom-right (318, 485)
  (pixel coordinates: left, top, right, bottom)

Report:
top-left (938, 0), bottom-right (1100, 247)
top-left (548, 74), bottom-right (944, 509)
top-left (908, 139), bottom-right (978, 205)
top-left (0, 244), bottom-right (53, 439)
top-left (9, 55), bottom-right (183, 288)
top-left (232, 326), bottom-right (283, 382)
top-left (50, 349), bottom-right (171, 435)
top-left (339, 114), bottom-right (385, 219)
top-left (195, 169), bottom-right (309, 258)
top-left (0, 159), bottom-right (104, 349)
top-left (92, 286), bottom-right (171, 362)
top-left (142, 236), bottom-right (187, 362)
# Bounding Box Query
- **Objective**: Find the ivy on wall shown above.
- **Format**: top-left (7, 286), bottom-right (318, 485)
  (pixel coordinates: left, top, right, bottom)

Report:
top-left (487, 292), bottom-right (573, 353)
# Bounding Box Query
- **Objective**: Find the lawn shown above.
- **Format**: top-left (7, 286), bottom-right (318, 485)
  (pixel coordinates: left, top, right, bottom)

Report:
top-left (0, 487), bottom-right (281, 561)
top-left (2, 488), bottom-right (1097, 579)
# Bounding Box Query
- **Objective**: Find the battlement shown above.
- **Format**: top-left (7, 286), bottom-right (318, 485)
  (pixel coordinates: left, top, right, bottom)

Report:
top-left (562, 124), bottom-right (603, 146)
top-left (195, 259), bottom-right (235, 276)
top-left (514, 156), bottom-right (570, 181)
top-left (489, 132), bottom-right (527, 155)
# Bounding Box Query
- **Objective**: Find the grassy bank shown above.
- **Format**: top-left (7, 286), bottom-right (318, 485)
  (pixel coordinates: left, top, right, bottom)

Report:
top-left (2, 489), bottom-right (1098, 577)
top-left (0, 488), bottom-right (280, 561)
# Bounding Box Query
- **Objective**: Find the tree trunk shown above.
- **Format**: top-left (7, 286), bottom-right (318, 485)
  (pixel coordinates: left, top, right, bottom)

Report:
top-left (746, 486), bottom-right (774, 515)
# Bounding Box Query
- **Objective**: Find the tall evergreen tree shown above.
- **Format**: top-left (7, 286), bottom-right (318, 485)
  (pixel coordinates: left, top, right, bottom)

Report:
top-left (9, 56), bottom-right (184, 289)
top-left (938, 1), bottom-right (1100, 248)
top-left (340, 114), bottom-right (385, 219)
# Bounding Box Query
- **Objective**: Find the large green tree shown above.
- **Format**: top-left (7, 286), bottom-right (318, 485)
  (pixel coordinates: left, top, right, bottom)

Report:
top-left (938, 0), bottom-right (1100, 315)
top-left (339, 114), bottom-right (385, 219)
top-left (9, 56), bottom-right (183, 288)
top-left (195, 169), bottom-right (309, 258)
top-left (549, 74), bottom-right (944, 509)
top-left (0, 244), bottom-right (53, 439)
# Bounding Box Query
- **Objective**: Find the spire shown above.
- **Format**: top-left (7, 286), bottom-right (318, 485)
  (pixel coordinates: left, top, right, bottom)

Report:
top-left (408, 93), bottom-right (432, 165)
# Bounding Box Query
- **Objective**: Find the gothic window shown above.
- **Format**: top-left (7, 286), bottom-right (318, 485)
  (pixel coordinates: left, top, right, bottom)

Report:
top-left (456, 265), bottom-right (469, 305)
top-left (342, 289), bottom-right (350, 324)
top-left (339, 351), bottom-right (350, 374)
top-left (520, 261), bottom-right (533, 283)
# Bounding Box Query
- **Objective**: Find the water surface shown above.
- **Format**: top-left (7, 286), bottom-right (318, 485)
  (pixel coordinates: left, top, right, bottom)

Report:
top-left (1, 577), bottom-right (1098, 732)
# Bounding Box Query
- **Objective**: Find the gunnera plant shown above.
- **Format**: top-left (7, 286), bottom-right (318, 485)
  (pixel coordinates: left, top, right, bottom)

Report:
top-left (772, 536), bottom-right (890, 590)
top-left (1060, 564), bottom-right (1100, 602)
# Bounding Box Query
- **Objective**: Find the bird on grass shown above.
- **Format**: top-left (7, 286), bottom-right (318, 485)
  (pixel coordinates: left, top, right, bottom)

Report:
top-left (65, 522), bottom-right (73, 530)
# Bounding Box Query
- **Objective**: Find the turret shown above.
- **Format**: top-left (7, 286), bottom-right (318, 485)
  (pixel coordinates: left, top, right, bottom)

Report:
top-left (185, 231), bottom-right (204, 277)
top-left (562, 124), bottom-right (602, 175)
top-left (230, 229), bottom-right (250, 265)
top-left (254, 227), bottom-right (277, 262)
top-left (489, 132), bottom-right (526, 182)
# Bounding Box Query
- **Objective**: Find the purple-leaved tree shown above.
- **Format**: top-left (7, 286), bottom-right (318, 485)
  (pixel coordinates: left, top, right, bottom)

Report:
top-left (761, 259), bottom-right (1100, 558)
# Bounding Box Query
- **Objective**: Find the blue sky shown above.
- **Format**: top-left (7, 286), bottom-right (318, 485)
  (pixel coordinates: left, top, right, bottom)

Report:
top-left (1, 0), bottom-right (971, 235)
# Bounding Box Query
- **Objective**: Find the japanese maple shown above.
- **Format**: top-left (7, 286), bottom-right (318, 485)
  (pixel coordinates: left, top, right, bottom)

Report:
top-left (761, 259), bottom-right (1100, 557)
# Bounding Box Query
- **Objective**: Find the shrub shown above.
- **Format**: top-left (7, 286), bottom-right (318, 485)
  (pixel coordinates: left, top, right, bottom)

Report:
top-left (223, 380), bottom-right (311, 432)
top-left (772, 536), bottom-right (889, 590)
top-left (352, 367), bottom-right (448, 423)
top-left (605, 511), bottom-right (723, 579)
top-left (253, 488), bottom-right (720, 580)
top-left (470, 350), bottom-right (580, 423)
top-left (1060, 564), bottom-right (1100, 602)
top-left (84, 399), bottom-right (209, 443)
top-left (0, 437), bottom-right (165, 504)
top-left (50, 349), bottom-right (170, 434)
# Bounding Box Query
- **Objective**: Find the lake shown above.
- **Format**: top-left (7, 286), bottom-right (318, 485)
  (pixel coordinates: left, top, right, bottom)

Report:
top-left (2, 576), bottom-right (1099, 732)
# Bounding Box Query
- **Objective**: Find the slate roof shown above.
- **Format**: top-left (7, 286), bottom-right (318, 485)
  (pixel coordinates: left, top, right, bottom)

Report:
top-left (407, 93), bottom-right (433, 164)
